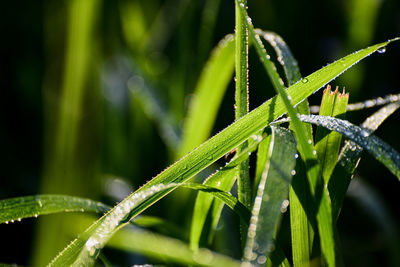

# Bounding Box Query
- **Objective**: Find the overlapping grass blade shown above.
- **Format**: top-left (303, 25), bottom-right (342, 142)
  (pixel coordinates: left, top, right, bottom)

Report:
top-left (328, 101), bottom-right (400, 219)
top-left (70, 215), bottom-right (241, 267)
top-left (190, 133), bottom-right (263, 250)
top-left (297, 114), bottom-right (400, 179)
top-left (257, 29), bottom-right (316, 266)
top-left (50, 182), bottom-right (249, 266)
top-left (0, 195), bottom-right (109, 224)
top-left (239, 4), bottom-right (338, 264)
top-left (179, 34), bottom-right (235, 156)
top-left (243, 126), bottom-right (297, 266)
top-left (315, 86), bottom-right (349, 183)
top-left (49, 34), bottom-right (394, 265)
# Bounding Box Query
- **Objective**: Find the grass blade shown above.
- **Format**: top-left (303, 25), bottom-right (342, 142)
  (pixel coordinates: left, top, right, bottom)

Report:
top-left (315, 86), bottom-right (349, 183)
top-left (190, 133), bottom-right (263, 250)
top-left (240, 5), bottom-right (337, 264)
top-left (328, 101), bottom-right (400, 220)
top-left (0, 195), bottom-right (109, 224)
top-left (298, 114), bottom-right (400, 179)
top-left (179, 34), bottom-right (235, 156)
top-left (71, 215), bottom-right (241, 267)
top-left (257, 29), bottom-right (316, 267)
top-left (235, 0), bottom-right (252, 244)
top-left (243, 126), bottom-right (297, 266)
top-left (49, 35), bottom-right (395, 265)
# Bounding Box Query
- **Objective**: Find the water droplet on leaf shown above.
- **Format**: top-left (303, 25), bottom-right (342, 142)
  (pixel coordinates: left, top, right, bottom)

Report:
top-left (377, 47), bottom-right (386, 54)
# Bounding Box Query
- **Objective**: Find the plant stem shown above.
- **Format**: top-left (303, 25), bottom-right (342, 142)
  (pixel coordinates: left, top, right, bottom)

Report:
top-left (235, 0), bottom-right (251, 245)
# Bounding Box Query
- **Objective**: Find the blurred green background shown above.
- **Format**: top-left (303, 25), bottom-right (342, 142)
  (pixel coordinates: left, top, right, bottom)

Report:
top-left (1, 0), bottom-right (400, 266)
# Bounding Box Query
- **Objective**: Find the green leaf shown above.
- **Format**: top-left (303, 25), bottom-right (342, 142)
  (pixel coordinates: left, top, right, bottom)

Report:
top-left (50, 35), bottom-right (396, 266)
top-left (190, 133), bottom-right (263, 250)
top-left (179, 34), bottom-right (235, 156)
top-left (0, 195), bottom-right (109, 224)
top-left (109, 226), bottom-right (242, 267)
top-left (297, 114), bottom-right (400, 179)
top-left (241, 6), bottom-right (338, 265)
top-left (315, 86), bottom-right (349, 183)
top-left (256, 29), bottom-right (315, 267)
top-left (243, 126), bottom-right (297, 266)
top-left (328, 101), bottom-right (400, 220)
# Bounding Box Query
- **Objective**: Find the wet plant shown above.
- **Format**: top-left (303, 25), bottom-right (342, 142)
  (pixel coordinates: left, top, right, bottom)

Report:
top-left (1, 0), bottom-right (400, 266)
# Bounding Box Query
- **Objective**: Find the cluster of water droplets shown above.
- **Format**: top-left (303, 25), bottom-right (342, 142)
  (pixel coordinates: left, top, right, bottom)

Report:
top-left (82, 183), bottom-right (180, 260)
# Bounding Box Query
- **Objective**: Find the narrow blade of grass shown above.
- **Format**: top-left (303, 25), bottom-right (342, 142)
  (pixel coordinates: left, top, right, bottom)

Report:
top-left (243, 126), bottom-right (297, 266)
top-left (315, 86), bottom-right (349, 183)
top-left (190, 133), bottom-right (263, 250)
top-left (297, 114), bottom-right (400, 179)
top-left (70, 215), bottom-right (242, 267)
top-left (235, 0), bottom-right (252, 245)
top-left (179, 34), bottom-right (235, 156)
top-left (328, 101), bottom-right (400, 220)
top-left (240, 5), bottom-right (338, 264)
top-left (0, 195), bottom-right (109, 224)
top-left (257, 29), bottom-right (316, 267)
top-left (49, 36), bottom-right (395, 265)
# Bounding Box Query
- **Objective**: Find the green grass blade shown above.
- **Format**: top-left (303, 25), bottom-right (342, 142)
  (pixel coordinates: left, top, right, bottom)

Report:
top-left (243, 126), bottom-right (297, 266)
top-left (179, 34), bottom-right (235, 156)
top-left (298, 114), bottom-right (400, 179)
top-left (328, 101), bottom-right (400, 220)
top-left (50, 182), bottom-right (248, 266)
top-left (240, 5), bottom-right (337, 264)
top-left (257, 30), bottom-right (302, 85)
top-left (315, 86), bottom-right (349, 183)
top-left (310, 93), bottom-right (400, 113)
top-left (0, 195), bottom-right (109, 224)
top-left (50, 36), bottom-right (395, 265)
top-left (235, 0), bottom-right (252, 244)
top-left (257, 29), bottom-right (316, 267)
top-left (190, 133), bottom-right (263, 250)
top-left (109, 226), bottom-right (242, 267)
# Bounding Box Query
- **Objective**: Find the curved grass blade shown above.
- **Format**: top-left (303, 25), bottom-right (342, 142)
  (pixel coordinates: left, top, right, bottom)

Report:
top-left (190, 133), bottom-right (264, 250)
top-left (297, 114), bottom-right (400, 179)
top-left (240, 5), bottom-right (338, 264)
top-left (109, 226), bottom-right (242, 267)
top-left (0, 195), bottom-right (109, 224)
top-left (257, 30), bottom-right (302, 85)
top-left (70, 214), bottom-right (242, 267)
top-left (328, 101), bottom-right (400, 220)
top-left (50, 37), bottom-right (396, 266)
top-left (179, 34), bottom-right (235, 156)
top-left (243, 126), bottom-right (297, 266)
top-left (257, 29), bottom-right (317, 266)
top-left (50, 182), bottom-right (249, 266)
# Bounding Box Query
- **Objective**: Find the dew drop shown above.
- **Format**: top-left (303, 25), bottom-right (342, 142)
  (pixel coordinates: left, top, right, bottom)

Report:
top-left (11, 220), bottom-right (14, 223)
top-left (287, 95), bottom-right (292, 101)
top-left (313, 150), bottom-right (317, 155)
top-left (301, 78), bottom-right (309, 83)
top-left (17, 218), bottom-right (21, 222)
top-left (182, 165), bottom-right (188, 170)
top-left (5, 221), bottom-right (9, 224)
top-left (234, 104), bottom-right (238, 110)
top-left (207, 155), bottom-right (213, 161)
top-left (377, 47), bottom-right (386, 54)
top-left (291, 170), bottom-right (296, 176)
top-left (294, 153), bottom-right (299, 159)
top-left (34, 214), bottom-right (38, 218)
top-left (239, 3), bottom-right (245, 8)
top-left (307, 139), bottom-right (312, 144)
